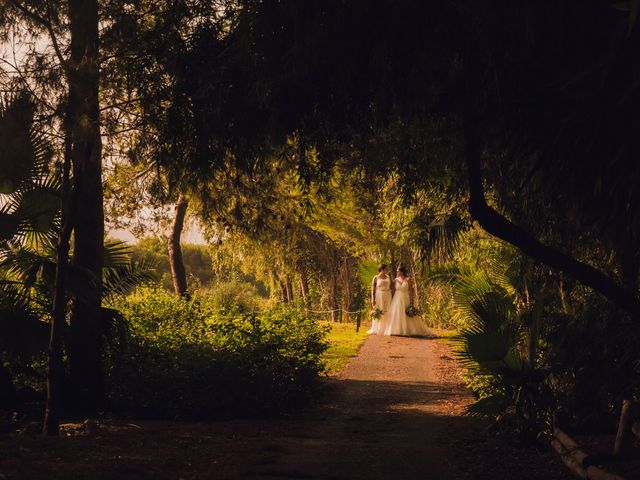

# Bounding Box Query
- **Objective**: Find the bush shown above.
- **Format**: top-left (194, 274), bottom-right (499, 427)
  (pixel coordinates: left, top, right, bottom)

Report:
top-left (197, 279), bottom-right (265, 313)
top-left (106, 287), bottom-right (328, 418)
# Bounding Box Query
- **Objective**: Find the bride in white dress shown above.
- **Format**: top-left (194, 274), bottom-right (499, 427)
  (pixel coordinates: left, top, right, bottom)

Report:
top-left (385, 266), bottom-right (429, 337)
top-left (368, 264), bottom-right (393, 334)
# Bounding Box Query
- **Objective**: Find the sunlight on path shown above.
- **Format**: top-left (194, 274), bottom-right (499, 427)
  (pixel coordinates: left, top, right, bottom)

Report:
top-left (245, 335), bottom-right (457, 480)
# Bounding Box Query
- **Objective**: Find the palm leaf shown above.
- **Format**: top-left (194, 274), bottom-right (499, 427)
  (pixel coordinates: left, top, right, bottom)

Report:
top-left (0, 95), bottom-right (42, 195)
top-left (102, 259), bottom-right (154, 300)
top-left (466, 393), bottom-right (510, 418)
top-left (0, 281), bottom-right (49, 359)
top-left (101, 307), bottom-right (130, 348)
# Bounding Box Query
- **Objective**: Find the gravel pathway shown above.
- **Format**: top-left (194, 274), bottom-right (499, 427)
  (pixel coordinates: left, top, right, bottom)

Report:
top-left (0, 334), bottom-right (572, 480)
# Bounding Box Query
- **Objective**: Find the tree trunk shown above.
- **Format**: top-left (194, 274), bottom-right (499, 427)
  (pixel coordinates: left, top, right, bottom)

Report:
top-left (168, 196), bottom-right (188, 296)
top-left (43, 106), bottom-right (73, 436)
top-left (408, 248), bottom-right (421, 306)
top-left (613, 249), bottom-right (639, 455)
top-left (299, 271), bottom-right (309, 304)
top-left (329, 263), bottom-right (339, 322)
top-left (342, 257), bottom-right (352, 321)
top-left (558, 272), bottom-right (571, 315)
top-left (279, 278), bottom-right (288, 303)
top-left (462, 115), bottom-right (640, 316)
top-left (68, 0), bottom-right (104, 414)
top-left (390, 249), bottom-right (396, 275)
top-left (285, 275), bottom-right (294, 303)
top-left (615, 399), bottom-right (638, 457)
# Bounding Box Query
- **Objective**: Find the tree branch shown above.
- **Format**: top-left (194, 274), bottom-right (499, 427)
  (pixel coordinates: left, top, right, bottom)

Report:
top-left (462, 115), bottom-right (640, 315)
top-left (10, 0), bottom-right (69, 72)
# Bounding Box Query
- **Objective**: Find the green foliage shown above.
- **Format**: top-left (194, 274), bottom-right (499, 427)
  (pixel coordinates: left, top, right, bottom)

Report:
top-left (197, 279), bottom-right (265, 313)
top-left (434, 252), bottom-right (552, 439)
top-left (106, 287), bottom-right (328, 418)
top-left (128, 237), bottom-right (214, 290)
top-left (0, 96), bottom-right (57, 248)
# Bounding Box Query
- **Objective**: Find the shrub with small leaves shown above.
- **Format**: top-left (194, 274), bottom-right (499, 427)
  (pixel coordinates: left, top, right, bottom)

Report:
top-left (106, 287), bottom-right (328, 418)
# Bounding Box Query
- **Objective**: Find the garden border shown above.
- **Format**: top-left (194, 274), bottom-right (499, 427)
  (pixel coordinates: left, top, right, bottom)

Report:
top-left (551, 426), bottom-right (626, 480)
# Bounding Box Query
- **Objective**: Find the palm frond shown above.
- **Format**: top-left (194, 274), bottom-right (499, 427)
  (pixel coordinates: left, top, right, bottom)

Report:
top-left (103, 240), bottom-right (135, 269)
top-left (100, 307), bottom-right (129, 348)
top-left (412, 212), bottom-right (469, 263)
top-left (0, 248), bottom-right (53, 291)
top-left (0, 281), bottom-right (49, 360)
top-left (103, 259), bottom-right (154, 300)
top-left (0, 94), bottom-right (45, 195)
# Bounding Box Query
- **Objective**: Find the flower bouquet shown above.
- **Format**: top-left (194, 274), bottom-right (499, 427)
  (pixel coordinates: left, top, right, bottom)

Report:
top-left (405, 305), bottom-right (421, 317)
top-left (370, 307), bottom-right (383, 320)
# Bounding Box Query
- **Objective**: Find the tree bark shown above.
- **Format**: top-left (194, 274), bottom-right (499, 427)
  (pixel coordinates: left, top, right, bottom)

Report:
top-left (329, 259), bottom-right (339, 322)
top-left (614, 399), bottom-right (638, 456)
top-left (408, 248), bottom-right (421, 306)
top-left (613, 250), bottom-right (639, 455)
top-left (279, 278), bottom-right (288, 303)
top-left (68, 0), bottom-right (104, 414)
top-left (558, 272), bottom-right (571, 315)
top-left (342, 257), bottom-right (352, 321)
top-left (298, 270), bottom-right (309, 304)
top-left (43, 104), bottom-right (73, 436)
top-left (462, 116), bottom-right (640, 316)
top-left (168, 196), bottom-right (188, 296)
top-left (390, 249), bottom-right (396, 275)
top-left (285, 275), bottom-right (294, 303)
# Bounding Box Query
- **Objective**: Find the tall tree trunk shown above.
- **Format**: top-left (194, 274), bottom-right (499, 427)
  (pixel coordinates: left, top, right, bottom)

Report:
top-left (68, 0), bottom-right (104, 414)
top-left (613, 249), bottom-right (639, 456)
top-left (342, 257), bottom-right (352, 321)
top-left (298, 269), bottom-right (309, 304)
top-left (407, 248), bottom-right (421, 306)
top-left (390, 249), bottom-right (397, 277)
top-left (43, 105), bottom-right (73, 436)
top-left (285, 275), bottom-right (294, 303)
top-left (168, 196), bottom-right (188, 296)
top-left (615, 400), bottom-right (638, 457)
top-left (558, 272), bottom-right (571, 315)
top-left (329, 254), bottom-right (339, 322)
top-left (279, 278), bottom-right (288, 303)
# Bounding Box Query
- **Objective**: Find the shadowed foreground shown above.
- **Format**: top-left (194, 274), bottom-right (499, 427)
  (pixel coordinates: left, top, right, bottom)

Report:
top-left (0, 335), bottom-right (570, 479)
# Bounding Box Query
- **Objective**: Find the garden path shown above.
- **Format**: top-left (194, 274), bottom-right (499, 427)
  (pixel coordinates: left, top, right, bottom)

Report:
top-left (0, 335), bottom-right (571, 479)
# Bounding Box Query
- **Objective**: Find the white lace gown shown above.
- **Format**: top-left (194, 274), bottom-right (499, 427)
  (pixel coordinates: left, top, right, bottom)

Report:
top-left (384, 278), bottom-right (429, 336)
top-left (368, 275), bottom-right (392, 334)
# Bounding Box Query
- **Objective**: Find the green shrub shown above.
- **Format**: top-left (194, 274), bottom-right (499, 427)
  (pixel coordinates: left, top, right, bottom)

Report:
top-left (197, 279), bottom-right (265, 313)
top-left (106, 287), bottom-right (328, 418)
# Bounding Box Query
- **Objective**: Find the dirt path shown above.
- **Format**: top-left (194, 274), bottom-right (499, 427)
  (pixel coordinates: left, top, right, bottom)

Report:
top-left (0, 335), bottom-right (572, 480)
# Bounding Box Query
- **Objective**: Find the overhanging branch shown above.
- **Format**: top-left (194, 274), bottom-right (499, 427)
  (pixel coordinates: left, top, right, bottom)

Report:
top-left (463, 115), bottom-right (640, 315)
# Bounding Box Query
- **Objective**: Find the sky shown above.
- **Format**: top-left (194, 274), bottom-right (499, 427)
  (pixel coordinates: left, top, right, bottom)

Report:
top-left (108, 223), bottom-right (207, 245)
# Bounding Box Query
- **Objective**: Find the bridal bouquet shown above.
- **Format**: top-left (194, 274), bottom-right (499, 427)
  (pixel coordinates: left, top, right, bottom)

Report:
top-left (405, 305), bottom-right (421, 317)
top-left (370, 307), bottom-right (383, 320)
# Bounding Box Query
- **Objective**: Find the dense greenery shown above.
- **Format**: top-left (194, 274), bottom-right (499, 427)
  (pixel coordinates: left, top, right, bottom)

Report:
top-left (107, 287), bottom-right (328, 418)
top-left (1, 1), bottom-right (639, 462)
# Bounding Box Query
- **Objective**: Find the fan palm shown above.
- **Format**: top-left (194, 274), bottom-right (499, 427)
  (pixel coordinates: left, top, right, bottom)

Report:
top-left (0, 95), bottom-right (152, 409)
top-left (428, 253), bottom-right (549, 435)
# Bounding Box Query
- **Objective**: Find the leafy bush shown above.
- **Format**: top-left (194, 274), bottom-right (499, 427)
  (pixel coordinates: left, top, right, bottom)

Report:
top-left (106, 287), bottom-right (328, 418)
top-left (197, 279), bottom-right (265, 313)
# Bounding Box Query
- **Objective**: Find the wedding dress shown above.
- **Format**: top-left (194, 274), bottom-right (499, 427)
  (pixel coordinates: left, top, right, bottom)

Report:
top-left (384, 278), bottom-right (429, 336)
top-left (368, 275), bottom-right (392, 334)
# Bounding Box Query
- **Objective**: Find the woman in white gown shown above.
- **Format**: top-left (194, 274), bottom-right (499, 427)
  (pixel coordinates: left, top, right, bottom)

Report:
top-left (385, 266), bottom-right (429, 337)
top-left (368, 264), bottom-right (393, 334)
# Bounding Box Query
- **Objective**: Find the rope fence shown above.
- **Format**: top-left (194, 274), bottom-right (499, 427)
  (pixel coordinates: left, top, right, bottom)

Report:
top-left (303, 307), bottom-right (369, 332)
